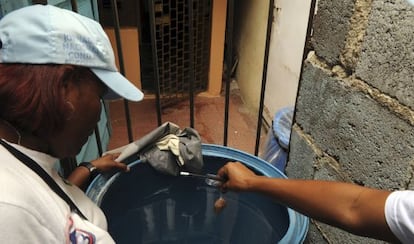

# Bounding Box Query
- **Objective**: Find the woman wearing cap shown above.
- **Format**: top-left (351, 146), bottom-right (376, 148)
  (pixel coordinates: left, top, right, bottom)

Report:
top-left (0, 4), bottom-right (143, 243)
top-left (217, 162), bottom-right (412, 243)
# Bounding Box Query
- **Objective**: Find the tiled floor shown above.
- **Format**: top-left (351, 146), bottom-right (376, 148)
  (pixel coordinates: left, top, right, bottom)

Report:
top-left (106, 88), bottom-right (268, 157)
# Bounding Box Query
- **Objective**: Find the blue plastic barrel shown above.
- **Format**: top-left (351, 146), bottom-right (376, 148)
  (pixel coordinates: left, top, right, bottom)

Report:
top-left (262, 107), bottom-right (294, 172)
top-left (87, 144), bottom-right (308, 244)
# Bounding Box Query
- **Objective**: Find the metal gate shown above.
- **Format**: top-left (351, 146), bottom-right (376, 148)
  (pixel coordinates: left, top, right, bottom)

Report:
top-left (147, 0), bottom-right (212, 107)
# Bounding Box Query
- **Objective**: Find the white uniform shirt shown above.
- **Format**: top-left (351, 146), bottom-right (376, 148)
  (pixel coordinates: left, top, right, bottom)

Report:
top-left (385, 190), bottom-right (414, 244)
top-left (0, 141), bottom-right (115, 243)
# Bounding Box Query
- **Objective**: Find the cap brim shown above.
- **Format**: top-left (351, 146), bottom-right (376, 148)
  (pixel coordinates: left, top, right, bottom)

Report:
top-left (91, 68), bottom-right (144, 102)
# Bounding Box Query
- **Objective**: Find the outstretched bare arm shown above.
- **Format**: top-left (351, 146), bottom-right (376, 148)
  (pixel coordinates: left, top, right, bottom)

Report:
top-left (217, 162), bottom-right (400, 243)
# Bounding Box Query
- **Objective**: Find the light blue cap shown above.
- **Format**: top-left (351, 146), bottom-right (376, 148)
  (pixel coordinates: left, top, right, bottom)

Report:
top-left (0, 4), bottom-right (143, 102)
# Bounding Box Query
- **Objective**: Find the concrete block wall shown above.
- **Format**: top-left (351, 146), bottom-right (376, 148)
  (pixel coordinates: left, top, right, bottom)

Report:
top-left (286, 0), bottom-right (414, 243)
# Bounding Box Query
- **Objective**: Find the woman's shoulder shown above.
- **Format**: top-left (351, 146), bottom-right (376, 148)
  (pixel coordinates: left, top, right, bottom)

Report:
top-left (0, 147), bottom-right (69, 220)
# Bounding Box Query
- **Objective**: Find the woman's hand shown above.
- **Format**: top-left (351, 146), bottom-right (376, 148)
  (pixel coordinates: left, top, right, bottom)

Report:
top-left (68, 153), bottom-right (129, 190)
top-left (91, 153), bottom-right (129, 173)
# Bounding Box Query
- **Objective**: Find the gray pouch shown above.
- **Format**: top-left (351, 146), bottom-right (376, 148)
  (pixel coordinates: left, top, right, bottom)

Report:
top-left (137, 122), bottom-right (203, 176)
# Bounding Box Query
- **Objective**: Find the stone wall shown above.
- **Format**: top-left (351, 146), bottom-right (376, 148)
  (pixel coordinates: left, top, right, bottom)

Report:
top-left (286, 0), bottom-right (414, 243)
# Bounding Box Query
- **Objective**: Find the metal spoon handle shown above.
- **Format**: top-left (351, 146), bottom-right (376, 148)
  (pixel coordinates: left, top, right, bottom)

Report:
top-left (179, 171), bottom-right (224, 182)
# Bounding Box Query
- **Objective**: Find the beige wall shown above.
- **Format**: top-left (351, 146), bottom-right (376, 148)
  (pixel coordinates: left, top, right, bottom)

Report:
top-left (205, 0), bottom-right (227, 96)
top-left (264, 0), bottom-right (312, 121)
top-left (232, 0), bottom-right (310, 123)
top-left (233, 1), bottom-right (269, 112)
top-left (104, 28), bottom-right (142, 89)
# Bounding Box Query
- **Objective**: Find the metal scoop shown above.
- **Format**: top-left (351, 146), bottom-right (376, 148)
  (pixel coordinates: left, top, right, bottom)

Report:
top-left (180, 171), bottom-right (224, 187)
top-left (179, 171), bottom-right (224, 182)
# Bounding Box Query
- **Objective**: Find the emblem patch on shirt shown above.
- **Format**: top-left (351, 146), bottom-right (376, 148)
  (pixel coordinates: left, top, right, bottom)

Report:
top-left (67, 216), bottom-right (96, 244)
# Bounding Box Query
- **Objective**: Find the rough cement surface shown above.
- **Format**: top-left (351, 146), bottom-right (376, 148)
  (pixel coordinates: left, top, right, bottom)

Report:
top-left (303, 221), bottom-right (329, 244)
top-left (340, 0), bottom-right (373, 71)
top-left (291, 0), bottom-right (414, 242)
top-left (355, 0), bottom-right (414, 109)
top-left (311, 0), bottom-right (355, 64)
top-left (295, 62), bottom-right (414, 190)
top-left (288, 125), bottom-right (390, 243)
top-left (315, 221), bottom-right (388, 244)
top-left (285, 128), bottom-right (317, 180)
top-left (313, 158), bottom-right (351, 182)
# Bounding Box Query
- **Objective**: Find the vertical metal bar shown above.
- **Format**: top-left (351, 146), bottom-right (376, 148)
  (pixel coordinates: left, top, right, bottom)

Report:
top-left (70, 0), bottom-right (78, 12)
top-left (149, 0), bottom-right (163, 126)
top-left (188, 0), bottom-right (195, 128)
top-left (61, 157), bottom-right (79, 178)
top-left (287, 0), bottom-right (317, 161)
top-left (102, 100), bottom-right (113, 137)
top-left (135, 1), bottom-right (144, 83)
top-left (223, 0), bottom-right (234, 146)
top-left (92, 101), bottom-right (104, 157)
top-left (32, 0), bottom-right (48, 4)
top-left (110, 0), bottom-right (134, 142)
top-left (94, 126), bottom-right (103, 156)
top-left (90, 0), bottom-right (99, 20)
top-left (254, 0), bottom-right (274, 156)
top-left (302, 0), bottom-right (317, 62)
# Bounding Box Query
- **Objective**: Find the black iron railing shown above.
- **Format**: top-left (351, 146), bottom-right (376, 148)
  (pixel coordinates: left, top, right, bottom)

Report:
top-left (36, 0), bottom-right (317, 177)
